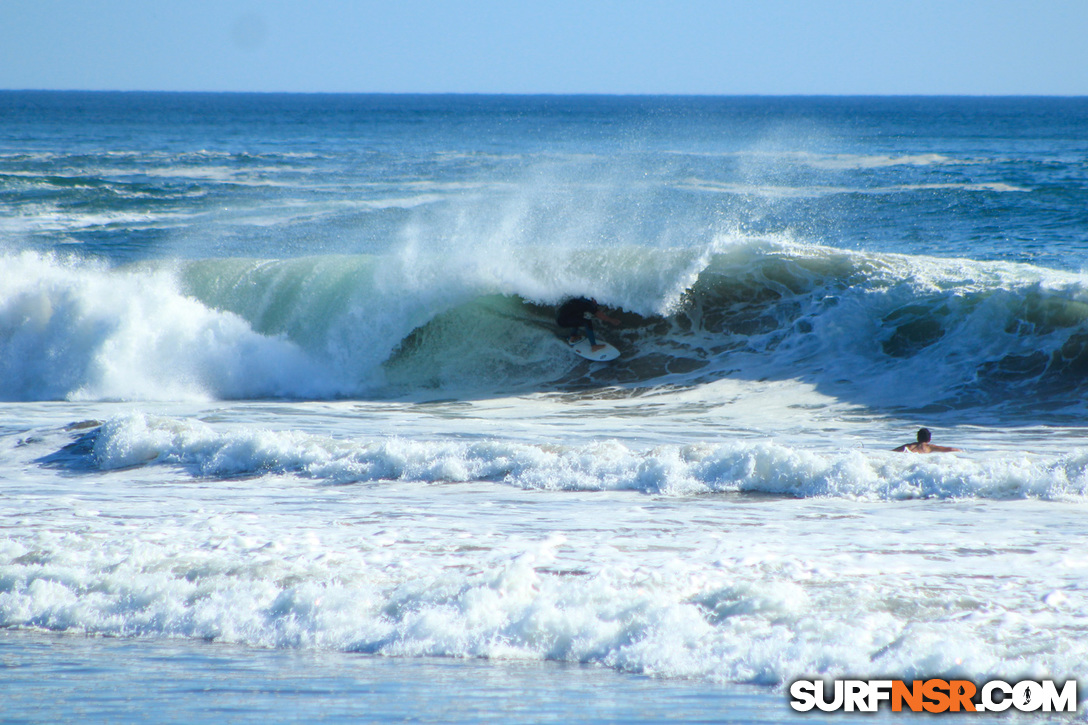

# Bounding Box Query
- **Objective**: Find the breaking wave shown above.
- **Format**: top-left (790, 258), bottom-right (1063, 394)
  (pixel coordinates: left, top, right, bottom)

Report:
top-left (4, 236), bottom-right (1088, 420)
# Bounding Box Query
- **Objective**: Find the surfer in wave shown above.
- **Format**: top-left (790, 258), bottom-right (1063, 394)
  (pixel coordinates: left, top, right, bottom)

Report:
top-left (556, 297), bottom-right (621, 352)
top-left (893, 428), bottom-right (961, 453)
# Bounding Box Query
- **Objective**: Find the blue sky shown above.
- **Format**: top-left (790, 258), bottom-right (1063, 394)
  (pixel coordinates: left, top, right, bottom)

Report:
top-left (2, 0), bottom-right (1085, 95)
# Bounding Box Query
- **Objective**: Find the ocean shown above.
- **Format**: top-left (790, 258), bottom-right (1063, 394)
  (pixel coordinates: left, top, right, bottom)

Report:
top-left (2, 92), bottom-right (1087, 723)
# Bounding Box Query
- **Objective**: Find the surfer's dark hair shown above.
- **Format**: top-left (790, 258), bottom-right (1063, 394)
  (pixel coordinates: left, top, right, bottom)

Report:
top-left (917, 428), bottom-right (932, 443)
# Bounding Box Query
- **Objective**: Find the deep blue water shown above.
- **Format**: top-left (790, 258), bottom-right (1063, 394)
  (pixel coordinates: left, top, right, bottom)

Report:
top-left (4, 93), bottom-right (1088, 268)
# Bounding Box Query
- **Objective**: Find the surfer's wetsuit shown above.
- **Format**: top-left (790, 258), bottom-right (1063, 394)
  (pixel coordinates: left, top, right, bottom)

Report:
top-left (556, 297), bottom-right (599, 345)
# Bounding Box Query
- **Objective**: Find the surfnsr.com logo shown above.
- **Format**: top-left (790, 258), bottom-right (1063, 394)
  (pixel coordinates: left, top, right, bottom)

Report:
top-left (789, 679), bottom-right (1078, 714)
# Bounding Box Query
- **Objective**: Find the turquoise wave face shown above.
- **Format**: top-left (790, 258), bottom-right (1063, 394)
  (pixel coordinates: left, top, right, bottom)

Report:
top-left (178, 240), bottom-right (1088, 416)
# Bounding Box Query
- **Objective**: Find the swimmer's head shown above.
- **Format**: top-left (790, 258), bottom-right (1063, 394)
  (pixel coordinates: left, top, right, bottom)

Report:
top-left (917, 428), bottom-right (932, 443)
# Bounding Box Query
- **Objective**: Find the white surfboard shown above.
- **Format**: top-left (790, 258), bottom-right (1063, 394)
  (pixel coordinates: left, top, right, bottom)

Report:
top-left (567, 337), bottom-right (620, 362)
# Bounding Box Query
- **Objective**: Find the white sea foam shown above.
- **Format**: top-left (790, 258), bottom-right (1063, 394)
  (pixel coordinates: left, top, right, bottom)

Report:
top-left (19, 211), bottom-right (191, 232)
top-left (665, 151), bottom-right (971, 169)
top-left (2, 443), bottom-right (1087, 688)
top-left (795, 152), bottom-right (971, 170)
top-left (677, 179), bottom-right (1028, 198)
top-left (81, 411), bottom-right (1088, 501)
top-left (0, 252), bottom-right (337, 401)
